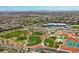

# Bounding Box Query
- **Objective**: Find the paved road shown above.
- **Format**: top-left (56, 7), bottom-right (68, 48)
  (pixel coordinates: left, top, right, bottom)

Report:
top-left (35, 48), bottom-right (69, 53)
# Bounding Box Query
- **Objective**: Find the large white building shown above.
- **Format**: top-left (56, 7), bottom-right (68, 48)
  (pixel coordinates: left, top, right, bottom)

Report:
top-left (42, 23), bottom-right (71, 30)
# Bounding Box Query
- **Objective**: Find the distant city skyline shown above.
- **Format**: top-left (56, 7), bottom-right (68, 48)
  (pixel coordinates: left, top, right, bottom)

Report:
top-left (0, 6), bottom-right (79, 12)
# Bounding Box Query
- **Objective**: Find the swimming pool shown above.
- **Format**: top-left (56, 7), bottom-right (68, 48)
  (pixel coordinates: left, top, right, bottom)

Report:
top-left (66, 41), bottom-right (75, 48)
top-left (66, 40), bottom-right (79, 48)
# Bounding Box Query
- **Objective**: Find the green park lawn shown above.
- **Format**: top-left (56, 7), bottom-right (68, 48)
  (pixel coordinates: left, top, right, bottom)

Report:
top-left (32, 31), bottom-right (43, 35)
top-left (57, 35), bottom-right (69, 42)
top-left (0, 30), bottom-right (25, 38)
top-left (44, 36), bottom-right (56, 47)
top-left (55, 41), bottom-right (63, 48)
top-left (26, 35), bottom-right (41, 46)
top-left (72, 25), bottom-right (79, 29)
top-left (16, 36), bottom-right (27, 42)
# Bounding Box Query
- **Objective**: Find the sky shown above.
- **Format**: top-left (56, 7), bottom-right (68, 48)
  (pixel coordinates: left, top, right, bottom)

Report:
top-left (0, 6), bottom-right (79, 12)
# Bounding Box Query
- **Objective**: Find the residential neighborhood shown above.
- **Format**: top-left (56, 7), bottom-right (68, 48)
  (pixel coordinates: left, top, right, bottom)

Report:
top-left (0, 7), bottom-right (79, 53)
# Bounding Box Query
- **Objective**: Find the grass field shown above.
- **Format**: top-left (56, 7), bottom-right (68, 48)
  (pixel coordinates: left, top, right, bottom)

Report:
top-left (32, 32), bottom-right (43, 35)
top-left (16, 36), bottom-right (27, 42)
top-left (27, 35), bottom-right (41, 46)
top-left (0, 30), bottom-right (25, 38)
top-left (57, 35), bottom-right (69, 42)
top-left (44, 39), bottom-right (54, 47)
top-left (26, 31), bottom-right (43, 46)
top-left (72, 25), bottom-right (79, 29)
top-left (0, 30), bottom-right (42, 46)
top-left (44, 36), bottom-right (56, 47)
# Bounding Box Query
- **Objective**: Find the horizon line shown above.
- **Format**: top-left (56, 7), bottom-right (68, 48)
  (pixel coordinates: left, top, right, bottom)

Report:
top-left (0, 6), bottom-right (79, 12)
